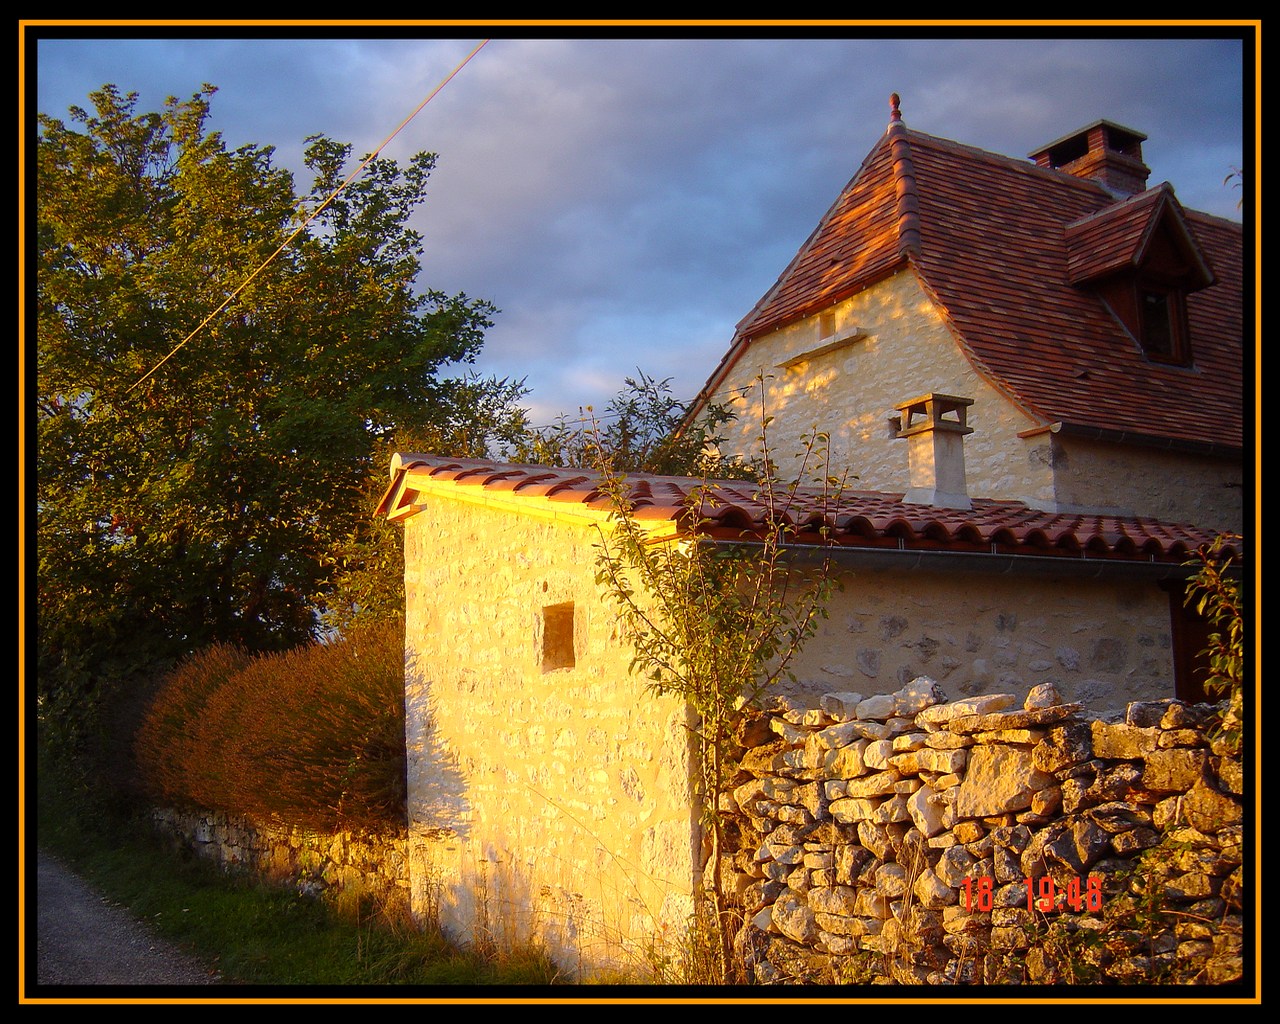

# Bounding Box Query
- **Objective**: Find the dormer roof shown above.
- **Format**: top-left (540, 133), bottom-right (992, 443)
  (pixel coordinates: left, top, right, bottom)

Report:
top-left (1063, 183), bottom-right (1215, 290)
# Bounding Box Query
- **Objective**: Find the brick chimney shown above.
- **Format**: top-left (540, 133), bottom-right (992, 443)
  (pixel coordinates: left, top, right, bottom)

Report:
top-left (1028, 120), bottom-right (1151, 197)
top-left (894, 393), bottom-right (974, 510)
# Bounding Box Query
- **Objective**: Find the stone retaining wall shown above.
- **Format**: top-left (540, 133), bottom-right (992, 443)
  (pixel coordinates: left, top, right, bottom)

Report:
top-left (147, 677), bottom-right (1246, 987)
top-left (722, 679), bottom-right (1245, 985)
top-left (152, 808), bottom-right (410, 909)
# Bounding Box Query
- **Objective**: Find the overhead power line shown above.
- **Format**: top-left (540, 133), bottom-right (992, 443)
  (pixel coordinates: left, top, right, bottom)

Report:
top-left (128, 38), bottom-right (490, 394)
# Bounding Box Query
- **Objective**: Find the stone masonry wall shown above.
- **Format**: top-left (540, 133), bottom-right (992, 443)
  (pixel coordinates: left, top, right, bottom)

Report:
top-left (723, 678), bottom-right (1245, 986)
top-left (786, 565), bottom-right (1177, 711)
top-left (710, 270), bottom-right (1052, 506)
top-left (401, 495), bottom-right (697, 972)
top-left (152, 808), bottom-right (410, 909)
top-left (708, 268), bottom-right (1242, 532)
top-left (1050, 435), bottom-right (1242, 536)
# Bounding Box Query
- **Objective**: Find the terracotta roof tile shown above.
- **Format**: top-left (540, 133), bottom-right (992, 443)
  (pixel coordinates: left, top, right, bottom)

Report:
top-left (1064, 185), bottom-right (1215, 290)
top-left (726, 124), bottom-right (1243, 452)
top-left (388, 455), bottom-right (1235, 564)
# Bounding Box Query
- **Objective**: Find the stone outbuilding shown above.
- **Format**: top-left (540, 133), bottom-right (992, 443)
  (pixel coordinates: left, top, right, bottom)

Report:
top-left (376, 97), bottom-right (1245, 977)
top-left (378, 452), bottom-right (1235, 973)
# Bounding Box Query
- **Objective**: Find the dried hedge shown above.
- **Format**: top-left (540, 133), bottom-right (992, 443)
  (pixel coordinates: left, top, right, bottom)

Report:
top-left (135, 619), bottom-right (407, 834)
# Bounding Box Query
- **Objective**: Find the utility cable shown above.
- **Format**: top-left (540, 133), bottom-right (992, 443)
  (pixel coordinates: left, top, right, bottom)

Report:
top-left (128, 38), bottom-right (490, 393)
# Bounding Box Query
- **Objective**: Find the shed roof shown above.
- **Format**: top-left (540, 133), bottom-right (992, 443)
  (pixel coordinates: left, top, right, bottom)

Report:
top-left (380, 454), bottom-right (1236, 565)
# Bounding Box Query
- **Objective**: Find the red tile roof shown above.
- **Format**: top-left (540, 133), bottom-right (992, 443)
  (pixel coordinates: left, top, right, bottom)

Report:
top-left (1062, 184), bottom-right (1213, 289)
top-left (714, 119), bottom-right (1244, 454)
top-left (381, 455), bottom-right (1236, 565)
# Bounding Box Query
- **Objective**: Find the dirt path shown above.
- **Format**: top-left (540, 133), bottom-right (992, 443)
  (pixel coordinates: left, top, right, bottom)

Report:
top-left (30, 847), bottom-right (221, 989)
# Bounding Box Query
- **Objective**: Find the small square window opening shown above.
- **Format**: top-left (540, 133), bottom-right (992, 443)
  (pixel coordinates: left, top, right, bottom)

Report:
top-left (541, 602), bottom-right (576, 671)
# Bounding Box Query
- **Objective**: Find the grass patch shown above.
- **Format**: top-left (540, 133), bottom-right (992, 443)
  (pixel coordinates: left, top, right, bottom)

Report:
top-left (34, 763), bottom-right (562, 987)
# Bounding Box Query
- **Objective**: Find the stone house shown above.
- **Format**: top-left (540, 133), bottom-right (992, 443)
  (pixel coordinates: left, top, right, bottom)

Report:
top-left (689, 96), bottom-right (1244, 537)
top-left (377, 99), bottom-right (1245, 974)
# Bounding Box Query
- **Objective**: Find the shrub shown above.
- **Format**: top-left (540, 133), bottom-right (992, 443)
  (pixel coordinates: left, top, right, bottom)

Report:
top-left (135, 619), bottom-right (407, 834)
top-left (134, 643), bottom-right (255, 811)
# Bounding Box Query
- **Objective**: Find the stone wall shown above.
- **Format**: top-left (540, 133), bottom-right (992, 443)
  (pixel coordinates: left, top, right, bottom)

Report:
top-left (709, 270), bottom-right (1052, 506)
top-left (1048, 435), bottom-right (1242, 536)
top-left (722, 679), bottom-right (1245, 986)
top-left (706, 267), bottom-right (1243, 532)
top-left (401, 492), bottom-right (697, 971)
top-left (152, 808), bottom-right (410, 909)
top-left (147, 671), bottom-right (1245, 987)
top-left (785, 564), bottom-right (1178, 710)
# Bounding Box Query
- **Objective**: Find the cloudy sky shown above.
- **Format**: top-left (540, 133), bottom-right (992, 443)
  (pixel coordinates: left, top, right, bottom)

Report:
top-left (29, 26), bottom-right (1252, 425)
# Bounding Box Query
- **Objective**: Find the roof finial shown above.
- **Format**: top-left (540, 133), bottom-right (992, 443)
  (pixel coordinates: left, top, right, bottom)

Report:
top-left (889, 92), bottom-right (902, 125)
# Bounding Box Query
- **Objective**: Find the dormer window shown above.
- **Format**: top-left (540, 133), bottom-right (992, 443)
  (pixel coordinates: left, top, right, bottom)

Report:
top-left (1138, 286), bottom-right (1189, 364)
top-left (1064, 183), bottom-right (1214, 371)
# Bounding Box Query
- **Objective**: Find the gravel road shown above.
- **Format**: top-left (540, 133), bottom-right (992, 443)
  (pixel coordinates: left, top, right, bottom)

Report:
top-left (32, 847), bottom-right (221, 988)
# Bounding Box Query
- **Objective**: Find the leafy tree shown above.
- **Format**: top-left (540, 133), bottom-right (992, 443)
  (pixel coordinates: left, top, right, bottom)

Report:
top-left (319, 372), bottom-right (531, 636)
top-left (34, 84), bottom-right (521, 765)
top-left (508, 370), bottom-right (754, 479)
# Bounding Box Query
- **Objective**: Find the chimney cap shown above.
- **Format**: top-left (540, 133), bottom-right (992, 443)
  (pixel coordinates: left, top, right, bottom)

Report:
top-left (1028, 119), bottom-right (1147, 164)
top-left (894, 392), bottom-right (975, 437)
top-left (894, 393), bottom-right (974, 509)
top-left (1028, 119), bottom-right (1151, 198)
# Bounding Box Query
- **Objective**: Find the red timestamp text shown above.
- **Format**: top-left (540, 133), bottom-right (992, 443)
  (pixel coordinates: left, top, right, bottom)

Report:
top-left (961, 875), bottom-right (1104, 913)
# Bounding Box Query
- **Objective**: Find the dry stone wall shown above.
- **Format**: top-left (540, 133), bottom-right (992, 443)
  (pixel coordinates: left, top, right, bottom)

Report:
top-left (152, 808), bottom-right (410, 909)
top-left (722, 679), bottom-right (1245, 986)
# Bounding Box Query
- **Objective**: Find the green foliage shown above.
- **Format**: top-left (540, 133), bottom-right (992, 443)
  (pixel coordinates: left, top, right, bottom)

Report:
top-left (590, 377), bottom-right (844, 981)
top-left (316, 452), bottom-right (410, 636)
top-left (320, 374), bottom-right (531, 636)
top-left (135, 619), bottom-right (408, 833)
top-left (1184, 534), bottom-right (1244, 752)
top-left (35, 84), bottom-right (521, 769)
top-left (509, 369), bottom-right (754, 479)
